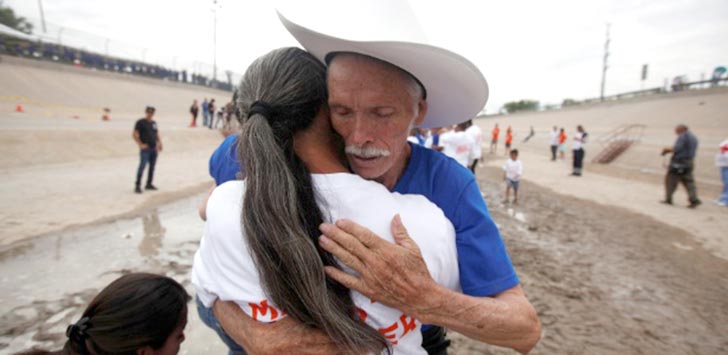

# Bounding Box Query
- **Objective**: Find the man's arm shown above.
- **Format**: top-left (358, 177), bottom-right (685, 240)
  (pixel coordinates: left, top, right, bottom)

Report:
top-left (132, 128), bottom-right (147, 149)
top-left (212, 300), bottom-right (343, 355)
top-left (156, 132), bottom-right (163, 152)
top-left (318, 216), bottom-right (541, 354)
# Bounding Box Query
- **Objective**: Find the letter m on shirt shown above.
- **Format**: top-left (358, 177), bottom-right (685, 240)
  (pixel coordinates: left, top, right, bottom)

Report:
top-left (249, 300), bottom-right (281, 321)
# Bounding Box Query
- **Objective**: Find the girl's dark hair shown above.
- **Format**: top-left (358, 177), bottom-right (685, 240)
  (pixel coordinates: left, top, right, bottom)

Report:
top-left (26, 272), bottom-right (190, 355)
top-left (237, 47), bottom-right (388, 354)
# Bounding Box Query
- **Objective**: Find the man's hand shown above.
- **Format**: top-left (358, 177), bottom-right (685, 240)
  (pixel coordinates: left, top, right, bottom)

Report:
top-left (318, 214), bottom-right (441, 318)
top-left (661, 147), bottom-right (672, 156)
top-left (319, 215), bottom-right (542, 353)
top-left (139, 143), bottom-right (149, 150)
top-left (156, 142), bottom-right (163, 152)
top-left (212, 300), bottom-right (343, 355)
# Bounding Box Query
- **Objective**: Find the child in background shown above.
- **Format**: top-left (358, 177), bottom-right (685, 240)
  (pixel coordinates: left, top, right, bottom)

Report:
top-left (503, 149), bottom-right (523, 204)
top-left (505, 126), bottom-right (513, 155)
top-left (558, 127), bottom-right (567, 160)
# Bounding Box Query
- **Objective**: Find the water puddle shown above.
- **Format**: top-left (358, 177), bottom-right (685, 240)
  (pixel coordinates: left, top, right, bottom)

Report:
top-left (0, 195), bottom-right (206, 353)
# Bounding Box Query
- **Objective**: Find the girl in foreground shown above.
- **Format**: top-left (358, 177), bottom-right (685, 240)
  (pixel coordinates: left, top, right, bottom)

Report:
top-left (26, 273), bottom-right (189, 355)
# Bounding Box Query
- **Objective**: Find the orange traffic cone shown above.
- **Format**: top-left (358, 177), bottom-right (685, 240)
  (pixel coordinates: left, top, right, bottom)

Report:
top-left (15, 104), bottom-right (23, 112)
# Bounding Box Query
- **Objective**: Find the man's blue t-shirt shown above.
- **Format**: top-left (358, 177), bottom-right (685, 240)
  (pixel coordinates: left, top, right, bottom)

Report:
top-left (394, 143), bottom-right (519, 298)
top-left (209, 134), bottom-right (244, 185)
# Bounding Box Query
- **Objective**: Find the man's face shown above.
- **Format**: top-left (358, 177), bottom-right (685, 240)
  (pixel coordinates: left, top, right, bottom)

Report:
top-left (327, 55), bottom-right (425, 187)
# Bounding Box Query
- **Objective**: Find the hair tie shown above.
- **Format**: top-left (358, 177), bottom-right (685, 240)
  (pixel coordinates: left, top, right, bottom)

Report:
top-left (66, 317), bottom-right (91, 346)
top-left (248, 101), bottom-right (275, 119)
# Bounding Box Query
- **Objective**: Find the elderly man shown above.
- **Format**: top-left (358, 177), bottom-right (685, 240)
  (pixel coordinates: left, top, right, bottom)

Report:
top-left (211, 13), bottom-right (540, 355)
top-left (661, 124), bottom-right (701, 208)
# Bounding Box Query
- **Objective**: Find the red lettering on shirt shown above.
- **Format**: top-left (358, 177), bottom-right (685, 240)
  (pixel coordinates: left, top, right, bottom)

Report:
top-left (400, 314), bottom-right (417, 337)
top-left (249, 300), bottom-right (280, 321)
top-left (356, 307), bottom-right (368, 322)
top-left (378, 321), bottom-right (399, 345)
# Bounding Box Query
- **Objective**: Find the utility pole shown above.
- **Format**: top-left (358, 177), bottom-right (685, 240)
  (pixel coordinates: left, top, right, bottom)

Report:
top-left (600, 23), bottom-right (610, 101)
top-left (212, 0), bottom-right (220, 85)
top-left (37, 0), bottom-right (47, 33)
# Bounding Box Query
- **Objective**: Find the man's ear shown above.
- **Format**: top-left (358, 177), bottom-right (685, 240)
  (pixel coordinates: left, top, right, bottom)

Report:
top-left (414, 99), bottom-right (427, 126)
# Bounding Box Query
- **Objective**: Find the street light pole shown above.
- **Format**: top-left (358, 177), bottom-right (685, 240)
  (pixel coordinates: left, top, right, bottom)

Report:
top-left (37, 0), bottom-right (47, 33)
top-left (212, 0), bottom-right (219, 85)
top-left (600, 23), bottom-right (611, 101)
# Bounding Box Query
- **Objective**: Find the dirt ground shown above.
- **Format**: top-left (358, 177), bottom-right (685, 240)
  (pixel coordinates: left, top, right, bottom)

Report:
top-left (2, 165), bottom-right (726, 354)
top-left (448, 166), bottom-right (728, 354)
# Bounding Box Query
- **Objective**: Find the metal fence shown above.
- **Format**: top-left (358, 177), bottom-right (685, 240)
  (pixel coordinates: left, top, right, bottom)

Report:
top-left (0, 17), bottom-right (242, 92)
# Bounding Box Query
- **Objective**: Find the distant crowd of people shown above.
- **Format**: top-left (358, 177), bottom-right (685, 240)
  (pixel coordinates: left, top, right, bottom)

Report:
top-left (0, 35), bottom-right (234, 91)
top-left (188, 98), bottom-right (238, 130)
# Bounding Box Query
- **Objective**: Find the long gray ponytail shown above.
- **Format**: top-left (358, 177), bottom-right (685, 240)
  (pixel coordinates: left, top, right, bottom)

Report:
top-left (237, 47), bottom-right (388, 354)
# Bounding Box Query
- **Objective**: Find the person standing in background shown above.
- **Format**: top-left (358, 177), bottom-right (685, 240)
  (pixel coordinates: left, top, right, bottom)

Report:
top-left (571, 125), bottom-right (587, 176)
top-left (503, 149), bottom-right (523, 204)
top-left (132, 106), bottom-right (162, 194)
top-left (465, 119), bottom-right (483, 174)
top-left (661, 124), bottom-right (701, 208)
top-left (558, 127), bottom-right (567, 160)
top-left (549, 126), bottom-right (559, 161)
top-left (207, 99), bottom-right (216, 129)
top-left (715, 138), bottom-right (728, 206)
top-left (490, 123), bottom-right (500, 154)
top-left (440, 122), bottom-right (477, 168)
top-left (201, 98), bottom-right (209, 127)
top-left (189, 99), bottom-right (199, 127)
top-left (504, 126), bottom-right (513, 155)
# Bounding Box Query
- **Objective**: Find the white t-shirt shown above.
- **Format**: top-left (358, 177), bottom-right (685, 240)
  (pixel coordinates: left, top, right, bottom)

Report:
top-left (465, 125), bottom-right (483, 160)
top-left (573, 131), bottom-right (586, 150)
top-left (549, 130), bottom-right (559, 146)
top-left (503, 159), bottom-right (523, 181)
top-left (439, 131), bottom-right (476, 167)
top-left (192, 174), bottom-right (460, 355)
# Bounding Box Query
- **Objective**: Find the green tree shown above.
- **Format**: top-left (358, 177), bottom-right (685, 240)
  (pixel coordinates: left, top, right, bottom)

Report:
top-left (502, 100), bottom-right (539, 114)
top-left (0, 1), bottom-right (34, 34)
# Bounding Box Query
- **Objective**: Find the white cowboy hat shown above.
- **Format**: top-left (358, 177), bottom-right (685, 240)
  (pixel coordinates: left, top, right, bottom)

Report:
top-left (276, 8), bottom-right (488, 129)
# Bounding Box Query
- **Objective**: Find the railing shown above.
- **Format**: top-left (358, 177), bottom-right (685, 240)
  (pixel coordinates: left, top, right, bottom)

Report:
top-left (592, 124), bottom-right (646, 164)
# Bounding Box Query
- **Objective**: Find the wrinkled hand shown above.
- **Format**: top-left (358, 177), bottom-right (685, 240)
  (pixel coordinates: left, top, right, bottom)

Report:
top-left (212, 300), bottom-right (342, 355)
top-left (318, 214), bottom-right (438, 318)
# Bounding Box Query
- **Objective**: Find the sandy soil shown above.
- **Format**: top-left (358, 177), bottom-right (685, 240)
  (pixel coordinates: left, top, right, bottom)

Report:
top-left (447, 166), bottom-right (728, 354)
top-left (1, 57), bottom-right (726, 354)
top-left (0, 112), bottom-right (229, 249)
top-left (472, 90), bottom-right (728, 261)
top-left (0, 57), bottom-right (237, 249)
top-left (2, 167), bottom-right (726, 354)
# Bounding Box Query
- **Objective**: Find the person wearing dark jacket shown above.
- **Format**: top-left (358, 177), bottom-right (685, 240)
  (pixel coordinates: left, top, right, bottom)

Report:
top-left (661, 124), bottom-right (701, 208)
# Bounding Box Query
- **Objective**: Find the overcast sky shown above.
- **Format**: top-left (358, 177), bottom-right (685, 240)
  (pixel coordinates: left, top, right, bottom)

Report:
top-left (5, 0), bottom-right (728, 113)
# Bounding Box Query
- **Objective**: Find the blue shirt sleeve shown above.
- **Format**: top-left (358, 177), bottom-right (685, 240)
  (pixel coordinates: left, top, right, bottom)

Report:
top-left (209, 134), bottom-right (242, 185)
top-left (453, 178), bottom-right (520, 296)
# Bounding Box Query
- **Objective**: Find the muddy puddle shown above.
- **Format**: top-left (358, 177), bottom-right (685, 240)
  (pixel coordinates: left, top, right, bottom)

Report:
top-left (0, 194), bottom-right (224, 354)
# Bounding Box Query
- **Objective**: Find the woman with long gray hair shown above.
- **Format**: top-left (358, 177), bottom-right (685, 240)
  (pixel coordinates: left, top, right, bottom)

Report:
top-left (192, 47), bottom-right (460, 354)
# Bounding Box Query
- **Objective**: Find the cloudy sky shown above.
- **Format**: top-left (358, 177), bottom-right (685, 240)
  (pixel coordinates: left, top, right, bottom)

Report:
top-left (5, 0), bottom-right (728, 113)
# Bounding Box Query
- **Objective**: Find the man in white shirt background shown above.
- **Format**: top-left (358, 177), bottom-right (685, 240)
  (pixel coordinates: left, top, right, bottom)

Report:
top-left (465, 119), bottom-right (483, 174)
top-left (549, 126), bottom-right (559, 161)
top-left (440, 122), bottom-right (477, 168)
